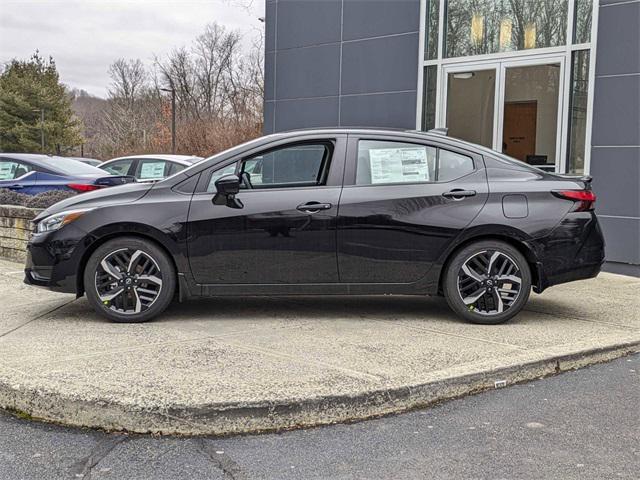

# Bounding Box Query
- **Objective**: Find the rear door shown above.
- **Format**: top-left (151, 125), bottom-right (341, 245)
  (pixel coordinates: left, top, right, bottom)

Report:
top-left (337, 135), bottom-right (488, 283)
top-left (187, 135), bottom-right (347, 285)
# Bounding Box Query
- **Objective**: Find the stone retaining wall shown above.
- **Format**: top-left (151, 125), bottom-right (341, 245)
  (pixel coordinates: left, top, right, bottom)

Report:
top-left (0, 205), bottom-right (42, 263)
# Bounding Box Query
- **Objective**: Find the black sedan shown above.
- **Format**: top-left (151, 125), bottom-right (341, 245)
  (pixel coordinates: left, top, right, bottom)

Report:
top-left (24, 128), bottom-right (604, 324)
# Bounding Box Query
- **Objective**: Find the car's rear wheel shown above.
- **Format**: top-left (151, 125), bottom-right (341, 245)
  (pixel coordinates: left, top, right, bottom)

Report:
top-left (84, 237), bottom-right (175, 323)
top-left (443, 240), bottom-right (531, 324)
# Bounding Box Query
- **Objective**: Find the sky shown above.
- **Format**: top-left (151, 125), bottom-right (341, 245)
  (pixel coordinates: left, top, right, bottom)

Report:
top-left (0, 0), bottom-right (264, 97)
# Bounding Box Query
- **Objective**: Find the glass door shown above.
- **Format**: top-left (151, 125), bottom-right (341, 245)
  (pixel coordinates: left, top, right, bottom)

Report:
top-left (441, 55), bottom-right (565, 171)
top-left (441, 63), bottom-right (500, 149)
top-left (498, 57), bottom-right (564, 171)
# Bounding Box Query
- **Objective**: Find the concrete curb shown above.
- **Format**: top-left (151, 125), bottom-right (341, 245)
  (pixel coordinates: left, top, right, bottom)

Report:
top-left (2, 339), bottom-right (638, 436)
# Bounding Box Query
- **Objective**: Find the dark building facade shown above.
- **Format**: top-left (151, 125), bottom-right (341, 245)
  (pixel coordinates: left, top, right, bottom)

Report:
top-left (264, 0), bottom-right (640, 275)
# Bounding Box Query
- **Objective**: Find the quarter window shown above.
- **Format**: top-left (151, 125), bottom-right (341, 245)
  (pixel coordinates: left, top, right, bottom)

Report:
top-left (355, 140), bottom-right (474, 185)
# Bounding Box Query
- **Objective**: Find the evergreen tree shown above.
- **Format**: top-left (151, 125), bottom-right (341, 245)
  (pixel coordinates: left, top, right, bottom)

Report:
top-left (0, 52), bottom-right (83, 154)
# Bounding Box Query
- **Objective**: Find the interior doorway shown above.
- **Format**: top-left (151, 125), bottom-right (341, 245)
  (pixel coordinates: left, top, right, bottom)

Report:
top-left (503, 101), bottom-right (537, 162)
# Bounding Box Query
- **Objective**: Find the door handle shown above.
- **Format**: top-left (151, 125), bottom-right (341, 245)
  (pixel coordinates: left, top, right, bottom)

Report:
top-left (442, 189), bottom-right (476, 200)
top-left (297, 202), bottom-right (332, 212)
top-left (8, 184), bottom-right (24, 190)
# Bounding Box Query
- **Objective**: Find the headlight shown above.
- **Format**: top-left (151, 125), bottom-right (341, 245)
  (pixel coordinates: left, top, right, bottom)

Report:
top-left (36, 208), bottom-right (94, 233)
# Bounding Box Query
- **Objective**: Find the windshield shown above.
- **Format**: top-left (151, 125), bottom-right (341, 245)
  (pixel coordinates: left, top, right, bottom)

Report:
top-left (44, 157), bottom-right (112, 175)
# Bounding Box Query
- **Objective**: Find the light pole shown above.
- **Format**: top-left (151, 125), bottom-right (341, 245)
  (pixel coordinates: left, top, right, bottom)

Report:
top-left (160, 87), bottom-right (176, 154)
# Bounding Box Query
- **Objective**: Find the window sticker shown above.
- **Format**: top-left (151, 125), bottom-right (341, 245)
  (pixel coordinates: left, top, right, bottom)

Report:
top-left (140, 161), bottom-right (166, 179)
top-left (369, 147), bottom-right (430, 184)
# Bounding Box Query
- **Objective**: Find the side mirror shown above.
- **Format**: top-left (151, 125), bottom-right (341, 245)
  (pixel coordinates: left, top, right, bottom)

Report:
top-left (213, 174), bottom-right (243, 208)
top-left (215, 174), bottom-right (240, 196)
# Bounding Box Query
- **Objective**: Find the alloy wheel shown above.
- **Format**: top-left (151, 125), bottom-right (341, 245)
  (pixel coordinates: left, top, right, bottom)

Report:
top-left (95, 248), bottom-right (163, 315)
top-left (456, 250), bottom-right (522, 316)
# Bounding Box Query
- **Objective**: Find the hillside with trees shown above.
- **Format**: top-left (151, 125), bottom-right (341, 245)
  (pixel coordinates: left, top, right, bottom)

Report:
top-left (2, 22), bottom-right (264, 160)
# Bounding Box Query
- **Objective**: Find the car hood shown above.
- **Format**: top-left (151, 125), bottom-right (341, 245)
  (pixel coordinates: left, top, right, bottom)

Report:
top-left (35, 182), bottom-right (154, 221)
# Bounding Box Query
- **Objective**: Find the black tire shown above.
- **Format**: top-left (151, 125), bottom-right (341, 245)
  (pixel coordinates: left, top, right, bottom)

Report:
top-left (443, 240), bottom-right (531, 325)
top-left (84, 236), bottom-right (176, 323)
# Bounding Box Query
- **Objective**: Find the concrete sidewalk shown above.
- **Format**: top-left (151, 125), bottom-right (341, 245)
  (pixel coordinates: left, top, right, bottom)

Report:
top-left (0, 258), bottom-right (638, 435)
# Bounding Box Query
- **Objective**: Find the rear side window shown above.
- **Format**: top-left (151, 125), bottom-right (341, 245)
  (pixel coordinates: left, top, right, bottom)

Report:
top-left (137, 159), bottom-right (169, 180)
top-left (102, 159), bottom-right (133, 176)
top-left (355, 140), bottom-right (474, 185)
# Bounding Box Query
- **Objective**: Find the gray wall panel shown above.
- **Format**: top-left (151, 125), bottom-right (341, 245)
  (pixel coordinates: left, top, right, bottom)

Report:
top-left (598, 216), bottom-right (640, 263)
top-left (591, 74), bottom-right (640, 146)
top-left (265, 1), bottom-right (276, 53)
top-left (263, 101), bottom-right (275, 134)
top-left (276, 0), bottom-right (341, 49)
top-left (341, 33), bottom-right (420, 95)
top-left (595, 1), bottom-right (640, 75)
top-left (342, 0), bottom-right (420, 41)
top-left (340, 92), bottom-right (417, 128)
top-left (591, 147), bottom-right (640, 218)
top-left (275, 44), bottom-right (341, 99)
top-left (264, 52), bottom-right (275, 101)
top-left (274, 97), bottom-right (340, 131)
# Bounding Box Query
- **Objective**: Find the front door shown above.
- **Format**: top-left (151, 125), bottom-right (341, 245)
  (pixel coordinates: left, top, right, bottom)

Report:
top-left (337, 136), bottom-right (488, 284)
top-left (187, 137), bottom-right (346, 285)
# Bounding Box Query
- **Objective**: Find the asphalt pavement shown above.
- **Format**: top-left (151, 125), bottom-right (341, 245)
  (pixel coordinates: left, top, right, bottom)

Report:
top-left (1, 354), bottom-right (637, 480)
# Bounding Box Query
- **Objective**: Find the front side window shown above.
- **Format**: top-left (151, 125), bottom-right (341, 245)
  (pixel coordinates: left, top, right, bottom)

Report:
top-left (102, 159), bottom-right (133, 176)
top-left (206, 142), bottom-right (332, 193)
top-left (0, 160), bottom-right (34, 180)
top-left (355, 140), bottom-right (474, 185)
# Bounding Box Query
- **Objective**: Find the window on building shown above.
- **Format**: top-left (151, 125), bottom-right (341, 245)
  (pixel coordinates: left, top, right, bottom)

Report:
top-left (567, 50), bottom-right (591, 174)
top-left (444, 0), bottom-right (568, 58)
top-left (573, 0), bottom-right (592, 44)
top-left (421, 65), bottom-right (438, 131)
top-left (424, 0), bottom-right (440, 60)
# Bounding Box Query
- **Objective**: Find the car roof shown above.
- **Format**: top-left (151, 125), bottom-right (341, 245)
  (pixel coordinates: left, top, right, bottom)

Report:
top-left (0, 153), bottom-right (79, 166)
top-left (103, 154), bottom-right (203, 165)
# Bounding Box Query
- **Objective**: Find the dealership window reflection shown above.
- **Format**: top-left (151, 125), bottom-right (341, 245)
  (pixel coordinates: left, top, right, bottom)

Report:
top-left (444, 0), bottom-right (568, 58)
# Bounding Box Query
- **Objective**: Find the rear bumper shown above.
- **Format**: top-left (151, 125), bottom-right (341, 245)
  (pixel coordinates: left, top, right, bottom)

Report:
top-left (531, 211), bottom-right (605, 292)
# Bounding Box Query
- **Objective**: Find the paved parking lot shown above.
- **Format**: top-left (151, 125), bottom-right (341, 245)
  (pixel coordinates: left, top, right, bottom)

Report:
top-left (0, 259), bottom-right (638, 435)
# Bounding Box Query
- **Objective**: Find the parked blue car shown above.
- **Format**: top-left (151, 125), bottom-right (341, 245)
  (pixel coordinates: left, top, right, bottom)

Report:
top-left (0, 154), bottom-right (135, 195)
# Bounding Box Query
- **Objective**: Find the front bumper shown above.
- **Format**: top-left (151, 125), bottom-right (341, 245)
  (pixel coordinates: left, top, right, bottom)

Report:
top-left (23, 226), bottom-right (88, 294)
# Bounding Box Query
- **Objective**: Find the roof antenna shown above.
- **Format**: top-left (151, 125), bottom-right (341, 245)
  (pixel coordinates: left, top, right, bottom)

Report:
top-left (428, 127), bottom-right (448, 136)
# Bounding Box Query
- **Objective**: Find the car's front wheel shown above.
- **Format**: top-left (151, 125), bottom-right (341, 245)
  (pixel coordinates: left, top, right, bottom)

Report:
top-left (443, 240), bottom-right (531, 325)
top-left (84, 237), bottom-right (175, 323)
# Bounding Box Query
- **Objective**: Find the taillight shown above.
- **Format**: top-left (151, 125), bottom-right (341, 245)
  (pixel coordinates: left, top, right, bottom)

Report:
top-left (67, 183), bottom-right (103, 192)
top-left (552, 189), bottom-right (596, 212)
